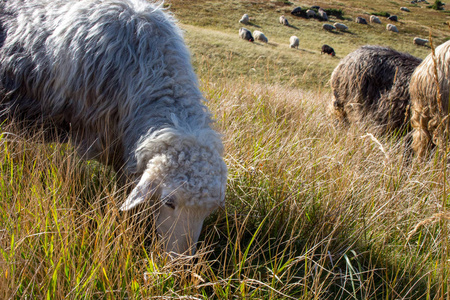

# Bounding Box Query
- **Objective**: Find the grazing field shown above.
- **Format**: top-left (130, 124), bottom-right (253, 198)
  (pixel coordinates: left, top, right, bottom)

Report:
top-left (1, 0), bottom-right (450, 299)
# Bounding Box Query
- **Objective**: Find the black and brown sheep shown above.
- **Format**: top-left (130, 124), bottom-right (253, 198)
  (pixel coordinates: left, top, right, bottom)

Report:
top-left (329, 46), bottom-right (422, 134)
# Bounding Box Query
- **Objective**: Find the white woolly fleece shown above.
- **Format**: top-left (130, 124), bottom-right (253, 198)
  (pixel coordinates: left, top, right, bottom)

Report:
top-left (0, 0), bottom-right (227, 208)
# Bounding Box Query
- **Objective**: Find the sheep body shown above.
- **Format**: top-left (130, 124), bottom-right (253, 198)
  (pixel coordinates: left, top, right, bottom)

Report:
top-left (334, 23), bottom-right (348, 31)
top-left (318, 9), bottom-right (328, 21)
top-left (413, 37), bottom-right (429, 46)
top-left (290, 36), bottom-right (299, 48)
top-left (388, 15), bottom-right (398, 22)
top-left (279, 15), bottom-right (289, 26)
top-left (239, 27), bottom-right (254, 42)
top-left (306, 9), bottom-right (316, 18)
top-left (355, 17), bottom-right (368, 24)
top-left (253, 30), bottom-right (268, 43)
top-left (386, 23), bottom-right (399, 32)
top-left (239, 13), bottom-right (249, 24)
top-left (321, 44), bottom-right (335, 56)
top-left (370, 15), bottom-right (381, 24)
top-left (329, 45), bottom-right (422, 133)
top-left (0, 0), bottom-right (228, 254)
top-left (410, 40), bottom-right (450, 157)
top-left (322, 24), bottom-right (336, 31)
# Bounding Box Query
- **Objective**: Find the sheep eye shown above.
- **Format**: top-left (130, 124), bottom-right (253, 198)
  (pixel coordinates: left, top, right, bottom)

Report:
top-left (165, 199), bottom-right (176, 209)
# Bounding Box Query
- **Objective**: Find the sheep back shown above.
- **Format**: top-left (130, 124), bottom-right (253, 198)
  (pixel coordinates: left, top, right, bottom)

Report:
top-left (330, 45), bottom-right (422, 133)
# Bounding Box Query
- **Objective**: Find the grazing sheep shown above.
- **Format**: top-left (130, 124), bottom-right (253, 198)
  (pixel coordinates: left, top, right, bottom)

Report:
top-left (329, 46), bottom-right (422, 133)
top-left (279, 15), bottom-right (289, 26)
top-left (0, 0), bottom-right (228, 255)
top-left (370, 15), bottom-right (382, 24)
top-left (239, 27), bottom-right (254, 42)
top-left (318, 9), bottom-right (328, 21)
top-left (239, 13), bottom-right (250, 24)
top-left (253, 30), bottom-right (268, 43)
top-left (410, 40), bottom-right (450, 157)
top-left (334, 23), bottom-right (349, 31)
top-left (290, 36), bottom-right (299, 48)
top-left (388, 15), bottom-right (398, 21)
top-left (386, 24), bottom-right (399, 32)
top-left (413, 37), bottom-right (429, 46)
top-left (321, 44), bottom-right (336, 56)
top-left (291, 7), bottom-right (302, 16)
top-left (400, 7), bottom-right (410, 12)
top-left (323, 24), bottom-right (336, 31)
top-left (306, 9), bottom-right (316, 18)
top-left (355, 17), bottom-right (368, 24)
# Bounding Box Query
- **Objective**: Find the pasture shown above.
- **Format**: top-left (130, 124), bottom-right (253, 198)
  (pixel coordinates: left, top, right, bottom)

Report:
top-left (1, 0), bottom-right (450, 298)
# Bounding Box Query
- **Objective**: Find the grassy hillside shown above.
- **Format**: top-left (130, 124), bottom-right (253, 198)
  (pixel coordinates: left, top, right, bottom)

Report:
top-left (1, 0), bottom-right (450, 299)
top-left (170, 0), bottom-right (449, 89)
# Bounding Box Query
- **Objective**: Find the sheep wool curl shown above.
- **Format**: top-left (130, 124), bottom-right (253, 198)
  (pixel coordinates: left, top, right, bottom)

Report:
top-left (253, 30), bottom-right (268, 43)
top-left (0, 0), bottom-right (228, 255)
top-left (410, 40), bottom-right (450, 157)
top-left (329, 45), bottom-right (422, 134)
top-left (290, 36), bottom-right (299, 48)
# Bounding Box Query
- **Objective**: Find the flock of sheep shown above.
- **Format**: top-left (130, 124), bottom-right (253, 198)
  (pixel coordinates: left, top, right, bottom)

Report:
top-left (0, 0), bottom-right (448, 257)
top-left (239, 12), bottom-right (335, 56)
top-left (239, 6), bottom-right (430, 58)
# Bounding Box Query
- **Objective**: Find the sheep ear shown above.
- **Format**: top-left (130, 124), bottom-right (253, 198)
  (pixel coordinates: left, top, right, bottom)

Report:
top-left (120, 172), bottom-right (156, 211)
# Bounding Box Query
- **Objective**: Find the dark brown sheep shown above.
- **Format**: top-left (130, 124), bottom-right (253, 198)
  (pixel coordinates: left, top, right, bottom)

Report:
top-left (329, 45), bottom-right (422, 134)
top-left (410, 40), bottom-right (450, 157)
top-left (321, 44), bottom-right (335, 56)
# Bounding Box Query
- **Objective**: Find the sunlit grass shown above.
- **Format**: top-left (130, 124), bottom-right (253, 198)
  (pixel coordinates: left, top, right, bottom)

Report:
top-left (1, 75), bottom-right (449, 298)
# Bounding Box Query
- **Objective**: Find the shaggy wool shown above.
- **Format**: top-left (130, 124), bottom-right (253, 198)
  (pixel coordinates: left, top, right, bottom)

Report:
top-left (410, 40), bottom-right (450, 157)
top-left (329, 45), bottom-right (422, 134)
top-left (0, 0), bottom-right (228, 253)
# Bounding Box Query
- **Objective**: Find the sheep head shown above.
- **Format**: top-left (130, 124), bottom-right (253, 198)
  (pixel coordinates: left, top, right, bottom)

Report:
top-left (120, 130), bottom-right (227, 255)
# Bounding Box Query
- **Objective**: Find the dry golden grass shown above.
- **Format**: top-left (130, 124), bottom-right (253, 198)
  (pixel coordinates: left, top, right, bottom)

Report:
top-left (1, 76), bottom-right (448, 298)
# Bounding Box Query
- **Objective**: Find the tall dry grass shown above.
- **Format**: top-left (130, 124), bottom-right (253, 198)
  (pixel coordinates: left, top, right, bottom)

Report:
top-left (0, 73), bottom-right (448, 298)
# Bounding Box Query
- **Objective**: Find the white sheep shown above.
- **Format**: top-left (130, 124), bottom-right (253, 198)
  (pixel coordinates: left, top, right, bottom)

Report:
top-left (370, 15), bottom-right (381, 23)
top-left (318, 9), bottom-right (328, 21)
top-left (253, 30), bottom-right (268, 43)
top-left (290, 36), bottom-right (299, 48)
top-left (239, 13), bottom-right (249, 24)
top-left (386, 23), bottom-right (399, 32)
top-left (334, 23), bottom-right (348, 31)
top-left (279, 15), bottom-right (289, 26)
top-left (239, 27), bottom-right (254, 42)
top-left (0, 0), bottom-right (228, 255)
top-left (413, 37), bottom-right (429, 46)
